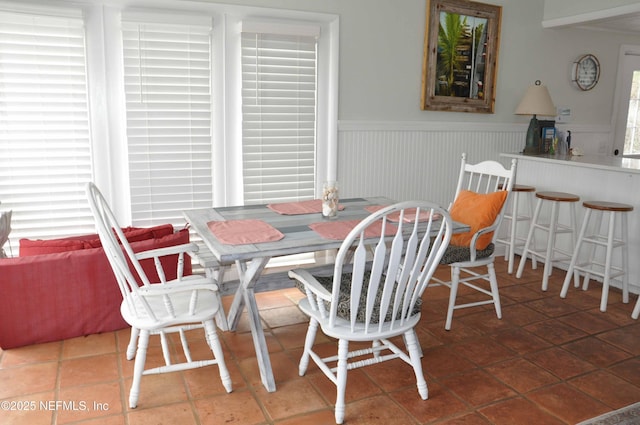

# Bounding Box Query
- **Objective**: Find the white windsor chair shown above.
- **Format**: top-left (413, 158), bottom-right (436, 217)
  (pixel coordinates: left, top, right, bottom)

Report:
top-left (289, 201), bottom-right (453, 424)
top-left (432, 153), bottom-right (517, 330)
top-left (85, 182), bottom-right (232, 408)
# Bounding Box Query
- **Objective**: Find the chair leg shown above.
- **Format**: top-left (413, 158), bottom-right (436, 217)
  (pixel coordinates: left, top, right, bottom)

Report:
top-left (404, 329), bottom-right (428, 399)
top-left (621, 213), bottom-right (630, 304)
top-left (561, 208), bottom-right (590, 299)
top-left (126, 327), bottom-right (139, 361)
top-left (541, 201), bottom-right (559, 291)
top-left (299, 318), bottom-right (319, 376)
top-left (204, 320), bottom-right (232, 393)
top-left (516, 197), bottom-right (543, 278)
top-left (445, 266), bottom-right (460, 331)
top-left (129, 330), bottom-right (150, 409)
top-left (487, 262), bottom-right (502, 320)
top-left (633, 295), bottom-right (640, 320)
top-left (600, 211), bottom-right (616, 312)
top-left (335, 339), bottom-right (349, 425)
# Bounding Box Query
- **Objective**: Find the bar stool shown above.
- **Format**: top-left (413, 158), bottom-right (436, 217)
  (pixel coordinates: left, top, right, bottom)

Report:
top-left (516, 191), bottom-right (580, 291)
top-left (560, 201), bottom-right (633, 312)
top-left (496, 184), bottom-right (537, 274)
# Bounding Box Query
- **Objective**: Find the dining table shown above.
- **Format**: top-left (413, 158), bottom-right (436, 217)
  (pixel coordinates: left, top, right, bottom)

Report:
top-left (183, 196), bottom-right (470, 392)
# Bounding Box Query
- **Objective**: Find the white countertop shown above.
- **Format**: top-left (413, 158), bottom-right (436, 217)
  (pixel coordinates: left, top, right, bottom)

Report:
top-left (501, 152), bottom-right (640, 175)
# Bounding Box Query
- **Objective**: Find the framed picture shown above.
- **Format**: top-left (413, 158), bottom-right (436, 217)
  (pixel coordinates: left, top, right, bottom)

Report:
top-left (420, 0), bottom-right (502, 113)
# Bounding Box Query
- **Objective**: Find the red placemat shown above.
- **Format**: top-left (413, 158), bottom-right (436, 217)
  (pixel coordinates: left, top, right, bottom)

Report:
top-left (364, 205), bottom-right (441, 223)
top-left (267, 199), bottom-right (344, 215)
top-left (309, 219), bottom-right (398, 240)
top-left (207, 219), bottom-right (284, 245)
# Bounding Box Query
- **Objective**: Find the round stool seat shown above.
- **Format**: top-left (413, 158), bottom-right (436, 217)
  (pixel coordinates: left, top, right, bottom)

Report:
top-left (512, 184), bottom-right (536, 192)
top-left (583, 201), bottom-right (634, 212)
top-left (536, 191), bottom-right (580, 202)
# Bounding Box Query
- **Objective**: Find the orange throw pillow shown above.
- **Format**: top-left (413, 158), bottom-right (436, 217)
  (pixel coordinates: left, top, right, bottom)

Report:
top-left (449, 190), bottom-right (508, 250)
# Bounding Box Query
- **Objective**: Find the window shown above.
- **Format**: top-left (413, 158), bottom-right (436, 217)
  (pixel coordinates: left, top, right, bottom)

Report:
top-left (0, 8), bottom-right (94, 250)
top-left (613, 44), bottom-right (640, 158)
top-left (0, 0), bottom-right (338, 255)
top-left (121, 16), bottom-right (214, 225)
top-left (241, 27), bottom-right (319, 205)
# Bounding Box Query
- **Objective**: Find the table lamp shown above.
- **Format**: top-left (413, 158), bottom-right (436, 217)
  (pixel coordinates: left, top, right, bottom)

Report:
top-left (515, 80), bottom-right (556, 154)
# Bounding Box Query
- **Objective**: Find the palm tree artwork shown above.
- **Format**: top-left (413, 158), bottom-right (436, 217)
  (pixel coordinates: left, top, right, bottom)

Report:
top-left (435, 11), bottom-right (487, 99)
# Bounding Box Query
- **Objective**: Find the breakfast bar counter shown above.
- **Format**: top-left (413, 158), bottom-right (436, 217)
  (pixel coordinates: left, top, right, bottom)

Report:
top-left (500, 152), bottom-right (640, 296)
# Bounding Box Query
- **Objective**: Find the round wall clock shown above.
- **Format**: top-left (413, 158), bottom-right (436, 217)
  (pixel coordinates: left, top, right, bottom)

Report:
top-left (572, 54), bottom-right (600, 91)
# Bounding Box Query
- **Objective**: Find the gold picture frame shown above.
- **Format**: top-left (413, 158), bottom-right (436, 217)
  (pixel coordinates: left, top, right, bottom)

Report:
top-left (421, 0), bottom-right (502, 113)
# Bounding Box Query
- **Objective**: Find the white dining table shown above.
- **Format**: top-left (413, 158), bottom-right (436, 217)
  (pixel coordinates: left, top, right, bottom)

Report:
top-left (183, 197), bottom-right (469, 392)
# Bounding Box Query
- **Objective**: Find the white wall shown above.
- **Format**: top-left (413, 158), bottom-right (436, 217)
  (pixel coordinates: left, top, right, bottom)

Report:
top-left (208, 0), bottom-right (640, 196)
top-left (214, 0), bottom-right (640, 127)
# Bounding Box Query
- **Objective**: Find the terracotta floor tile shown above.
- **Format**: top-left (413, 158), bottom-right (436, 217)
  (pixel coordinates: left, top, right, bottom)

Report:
top-left (59, 353), bottom-right (120, 388)
top-left (0, 362), bottom-right (58, 399)
top-left (421, 345), bottom-right (476, 378)
top-left (525, 346), bottom-right (597, 379)
top-left (275, 410), bottom-right (336, 425)
top-left (527, 383), bottom-right (610, 423)
top-left (485, 358), bottom-right (559, 393)
top-left (254, 377), bottom-right (327, 420)
top-left (391, 382), bottom-right (469, 423)
top-left (127, 402), bottom-right (197, 425)
top-left (56, 381), bottom-right (123, 424)
top-left (441, 369), bottom-right (516, 407)
top-left (0, 341), bottom-right (61, 368)
top-left (0, 391), bottom-right (55, 425)
top-left (525, 294), bottom-right (581, 318)
top-left (259, 306), bottom-right (308, 329)
top-left (499, 283), bottom-right (546, 303)
top-left (435, 412), bottom-right (492, 424)
top-left (497, 303), bottom-right (548, 327)
top-left (524, 318), bottom-right (587, 345)
top-left (557, 310), bottom-right (618, 334)
top-left (339, 395), bottom-right (418, 425)
top-left (122, 372), bottom-right (188, 410)
top-left (609, 357), bottom-right (640, 386)
top-left (194, 391), bottom-right (266, 425)
top-left (569, 369), bottom-right (640, 409)
top-left (479, 397), bottom-right (566, 425)
top-left (562, 336), bottom-right (633, 368)
top-left (451, 337), bottom-right (516, 367)
top-left (492, 327), bottom-right (552, 355)
top-left (307, 368), bottom-right (381, 404)
top-left (61, 333), bottom-right (118, 359)
top-left (596, 323), bottom-right (640, 355)
top-left (2, 259), bottom-right (640, 425)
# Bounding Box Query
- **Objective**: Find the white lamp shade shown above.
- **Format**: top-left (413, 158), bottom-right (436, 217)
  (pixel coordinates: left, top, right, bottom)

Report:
top-left (515, 83), bottom-right (556, 116)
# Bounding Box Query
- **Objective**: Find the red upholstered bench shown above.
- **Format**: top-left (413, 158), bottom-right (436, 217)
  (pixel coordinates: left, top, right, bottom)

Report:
top-left (0, 225), bottom-right (192, 349)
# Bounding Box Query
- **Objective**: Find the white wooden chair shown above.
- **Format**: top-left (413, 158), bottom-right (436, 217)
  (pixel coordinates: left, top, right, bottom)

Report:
top-left (432, 153), bottom-right (516, 330)
top-left (85, 182), bottom-right (232, 408)
top-left (289, 201), bottom-right (453, 424)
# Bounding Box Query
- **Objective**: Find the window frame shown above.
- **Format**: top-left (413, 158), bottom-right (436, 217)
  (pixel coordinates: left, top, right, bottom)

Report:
top-left (0, 0), bottom-right (339, 250)
top-left (612, 44), bottom-right (640, 158)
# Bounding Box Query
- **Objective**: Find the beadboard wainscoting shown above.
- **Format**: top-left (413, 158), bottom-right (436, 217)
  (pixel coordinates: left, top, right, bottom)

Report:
top-left (336, 121), bottom-right (611, 207)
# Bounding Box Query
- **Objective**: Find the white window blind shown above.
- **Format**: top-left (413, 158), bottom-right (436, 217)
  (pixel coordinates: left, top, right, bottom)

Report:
top-left (0, 10), bottom-right (93, 251)
top-left (122, 19), bottom-right (213, 225)
top-left (241, 31), bottom-right (318, 204)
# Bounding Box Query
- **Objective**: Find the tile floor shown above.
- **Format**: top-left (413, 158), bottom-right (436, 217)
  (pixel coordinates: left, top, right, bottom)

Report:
top-left (1, 256), bottom-right (640, 425)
